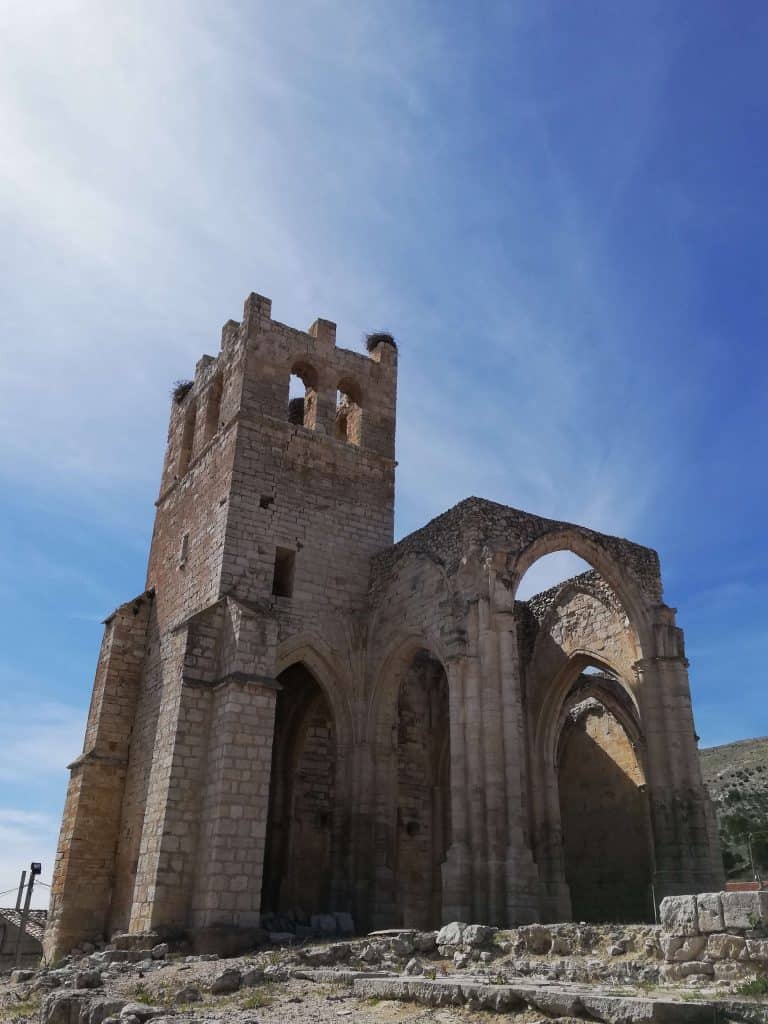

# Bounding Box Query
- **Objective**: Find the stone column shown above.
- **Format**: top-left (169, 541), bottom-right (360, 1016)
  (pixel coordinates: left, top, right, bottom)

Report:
top-left (496, 610), bottom-right (540, 924)
top-left (463, 601), bottom-right (489, 922)
top-left (190, 675), bottom-right (278, 931)
top-left (636, 653), bottom-right (723, 899)
top-left (442, 658), bottom-right (472, 922)
top-left (477, 598), bottom-right (508, 924)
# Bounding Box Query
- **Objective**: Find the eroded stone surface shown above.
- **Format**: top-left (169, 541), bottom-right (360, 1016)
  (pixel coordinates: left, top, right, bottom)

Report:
top-left (659, 895), bottom-right (699, 936)
top-left (695, 892), bottom-right (724, 933)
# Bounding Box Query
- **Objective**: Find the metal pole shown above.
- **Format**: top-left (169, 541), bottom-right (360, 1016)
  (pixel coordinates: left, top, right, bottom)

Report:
top-left (747, 833), bottom-right (757, 883)
top-left (747, 832), bottom-right (763, 887)
top-left (15, 871), bottom-right (26, 912)
top-left (650, 878), bottom-right (658, 925)
top-left (14, 872), bottom-right (35, 967)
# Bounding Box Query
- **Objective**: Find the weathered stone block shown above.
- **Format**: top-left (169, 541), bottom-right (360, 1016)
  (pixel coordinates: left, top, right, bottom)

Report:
top-left (118, 1003), bottom-right (164, 1021)
top-left (241, 967), bottom-right (264, 987)
top-left (661, 931), bottom-right (708, 962)
top-left (659, 895), bottom-right (698, 936)
top-left (722, 891), bottom-right (761, 930)
top-left (436, 921), bottom-right (466, 948)
top-left (744, 938), bottom-right (768, 962)
top-left (695, 892), bottom-right (724, 933)
top-left (74, 969), bottom-right (102, 990)
top-left (660, 961), bottom-right (713, 980)
top-left (209, 968), bottom-right (242, 994)
top-left (713, 961), bottom-right (750, 981)
top-left (706, 932), bottom-right (746, 960)
top-left (173, 985), bottom-right (201, 1004)
top-left (462, 924), bottom-right (497, 949)
top-left (89, 997), bottom-right (128, 1024)
top-left (42, 990), bottom-right (88, 1024)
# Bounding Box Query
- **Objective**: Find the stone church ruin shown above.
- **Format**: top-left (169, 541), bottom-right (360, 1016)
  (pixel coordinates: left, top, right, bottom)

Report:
top-left (44, 293), bottom-right (722, 960)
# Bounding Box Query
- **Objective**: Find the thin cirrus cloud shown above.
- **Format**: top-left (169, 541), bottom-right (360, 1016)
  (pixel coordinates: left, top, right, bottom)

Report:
top-left (0, 698), bottom-right (85, 784)
top-left (0, 809), bottom-right (61, 910)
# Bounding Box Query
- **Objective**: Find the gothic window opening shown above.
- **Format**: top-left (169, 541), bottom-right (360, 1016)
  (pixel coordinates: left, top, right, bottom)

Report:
top-left (288, 362), bottom-right (318, 430)
top-left (335, 378), bottom-right (362, 446)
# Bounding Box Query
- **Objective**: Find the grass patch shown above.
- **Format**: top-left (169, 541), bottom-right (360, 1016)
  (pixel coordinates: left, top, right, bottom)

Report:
top-left (4, 999), bottom-right (41, 1021)
top-left (240, 990), bottom-right (274, 1010)
top-left (127, 983), bottom-right (155, 1005)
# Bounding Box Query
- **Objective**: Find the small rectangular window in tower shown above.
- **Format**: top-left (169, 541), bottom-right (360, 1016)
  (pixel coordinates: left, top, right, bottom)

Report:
top-left (179, 532), bottom-right (189, 568)
top-left (272, 547), bottom-right (296, 597)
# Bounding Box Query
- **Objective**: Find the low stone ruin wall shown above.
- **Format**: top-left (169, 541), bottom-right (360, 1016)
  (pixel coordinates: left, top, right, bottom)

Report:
top-left (659, 890), bottom-right (768, 982)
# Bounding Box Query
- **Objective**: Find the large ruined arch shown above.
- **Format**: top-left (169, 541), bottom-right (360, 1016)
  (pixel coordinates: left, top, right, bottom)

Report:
top-left (513, 544), bottom-right (655, 922)
top-left (261, 655), bottom-right (348, 919)
top-left (555, 665), bottom-right (654, 922)
top-left (367, 635), bottom-right (452, 930)
top-left (509, 528), bottom-right (657, 656)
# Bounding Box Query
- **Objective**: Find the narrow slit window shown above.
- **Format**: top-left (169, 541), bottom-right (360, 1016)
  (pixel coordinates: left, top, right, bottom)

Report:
top-left (179, 532), bottom-right (189, 567)
top-left (272, 547), bottom-right (296, 597)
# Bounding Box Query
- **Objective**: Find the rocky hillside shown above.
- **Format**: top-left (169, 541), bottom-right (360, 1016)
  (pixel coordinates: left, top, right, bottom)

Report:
top-left (700, 736), bottom-right (768, 879)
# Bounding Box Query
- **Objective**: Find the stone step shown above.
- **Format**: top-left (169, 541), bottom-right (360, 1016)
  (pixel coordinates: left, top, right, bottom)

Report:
top-left (352, 975), bottom-right (719, 1023)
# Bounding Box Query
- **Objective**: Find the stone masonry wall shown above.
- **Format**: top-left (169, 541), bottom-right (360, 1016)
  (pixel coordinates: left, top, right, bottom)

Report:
top-left (659, 890), bottom-right (768, 982)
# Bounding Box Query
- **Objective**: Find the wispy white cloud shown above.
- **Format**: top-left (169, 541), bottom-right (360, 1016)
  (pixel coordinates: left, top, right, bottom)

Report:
top-left (0, 696), bottom-right (83, 906)
top-left (0, 808), bottom-right (59, 909)
top-left (0, 698), bottom-right (85, 783)
top-left (1, 3), bottom-right (763, 766)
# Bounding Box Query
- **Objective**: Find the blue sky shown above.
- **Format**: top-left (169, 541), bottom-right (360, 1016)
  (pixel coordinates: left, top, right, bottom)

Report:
top-left (1, 1), bottom-right (767, 903)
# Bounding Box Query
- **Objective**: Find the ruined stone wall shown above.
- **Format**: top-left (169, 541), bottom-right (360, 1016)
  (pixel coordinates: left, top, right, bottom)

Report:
top-left (45, 296), bottom-right (723, 960)
top-left (659, 890), bottom-right (768, 982)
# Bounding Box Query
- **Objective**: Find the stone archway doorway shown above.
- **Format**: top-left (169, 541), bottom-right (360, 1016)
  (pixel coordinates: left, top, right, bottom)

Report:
top-left (557, 673), bottom-right (654, 922)
top-left (261, 662), bottom-right (336, 918)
